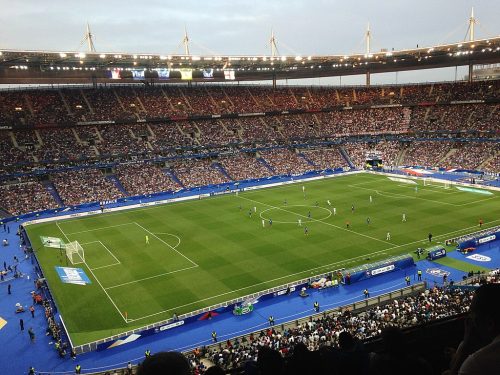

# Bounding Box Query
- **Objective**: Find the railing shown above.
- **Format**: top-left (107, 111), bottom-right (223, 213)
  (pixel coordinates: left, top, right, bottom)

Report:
top-left (72, 267), bottom-right (345, 354)
top-left (0, 78), bottom-right (478, 92)
top-left (201, 282), bottom-right (427, 355)
top-left (43, 282), bottom-right (427, 375)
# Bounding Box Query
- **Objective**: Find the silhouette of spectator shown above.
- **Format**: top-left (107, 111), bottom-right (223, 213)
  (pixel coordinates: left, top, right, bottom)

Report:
top-left (285, 342), bottom-right (321, 375)
top-left (448, 284), bottom-right (500, 375)
top-left (337, 331), bottom-right (369, 375)
top-left (256, 346), bottom-right (285, 375)
top-left (369, 326), bottom-right (432, 375)
top-left (204, 365), bottom-right (225, 375)
top-left (136, 351), bottom-right (191, 375)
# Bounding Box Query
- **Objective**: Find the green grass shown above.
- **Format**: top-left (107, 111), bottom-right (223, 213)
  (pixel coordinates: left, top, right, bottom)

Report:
top-left (433, 253), bottom-right (490, 273)
top-left (25, 173), bottom-right (500, 346)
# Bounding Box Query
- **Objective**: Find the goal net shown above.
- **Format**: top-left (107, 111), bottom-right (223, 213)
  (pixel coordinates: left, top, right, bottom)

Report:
top-left (65, 241), bottom-right (85, 265)
top-left (423, 178), bottom-right (450, 189)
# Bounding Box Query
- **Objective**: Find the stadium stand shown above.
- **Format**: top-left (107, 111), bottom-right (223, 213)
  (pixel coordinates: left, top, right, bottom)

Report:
top-left (0, 80), bottom-right (499, 375)
top-left (0, 178), bottom-right (59, 216)
top-left (0, 81), bottom-right (498, 215)
top-left (115, 163), bottom-right (181, 196)
top-left (51, 169), bottom-right (124, 206)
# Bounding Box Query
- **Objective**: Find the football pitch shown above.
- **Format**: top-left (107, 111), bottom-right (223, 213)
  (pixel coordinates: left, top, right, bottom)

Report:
top-left (25, 173), bottom-right (500, 346)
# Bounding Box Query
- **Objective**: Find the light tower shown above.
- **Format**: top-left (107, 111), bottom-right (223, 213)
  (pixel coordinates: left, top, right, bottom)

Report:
top-left (366, 22), bottom-right (371, 55)
top-left (466, 7), bottom-right (477, 82)
top-left (81, 22), bottom-right (96, 53)
top-left (467, 7), bottom-right (476, 42)
top-left (182, 26), bottom-right (190, 56)
top-left (270, 29), bottom-right (279, 58)
top-left (269, 29), bottom-right (279, 89)
top-left (365, 23), bottom-right (371, 86)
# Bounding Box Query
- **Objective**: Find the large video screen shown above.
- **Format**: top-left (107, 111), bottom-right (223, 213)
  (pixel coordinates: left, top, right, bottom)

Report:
top-left (131, 69), bottom-right (145, 80)
top-left (202, 68), bottom-right (214, 79)
top-left (108, 68), bottom-right (122, 79)
top-left (180, 69), bottom-right (193, 80)
top-left (224, 69), bottom-right (235, 80)
top-left (156, 68), bottom-right (170, 80)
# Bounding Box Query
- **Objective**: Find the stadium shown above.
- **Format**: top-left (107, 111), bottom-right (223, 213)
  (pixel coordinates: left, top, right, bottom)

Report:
top-left (0, 3), bottom-right (499, 375)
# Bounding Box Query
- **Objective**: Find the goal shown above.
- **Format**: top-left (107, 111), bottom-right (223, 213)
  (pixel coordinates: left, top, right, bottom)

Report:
top-left (423, 178), bottom-right (450, 189)
top-left (65, 241), bottom-right (85, 265)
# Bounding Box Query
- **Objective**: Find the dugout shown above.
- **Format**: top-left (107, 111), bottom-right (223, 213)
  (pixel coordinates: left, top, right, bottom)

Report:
top-left (341, 254), bottom-right (414, 285)
top-left (427, 245), bottom-right (447, 260)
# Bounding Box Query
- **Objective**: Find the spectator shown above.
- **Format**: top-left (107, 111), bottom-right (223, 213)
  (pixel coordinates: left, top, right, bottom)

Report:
top-left (447, 284), bottom-right (500, 375)
top-left (137, 351), bottom-right (191, 375)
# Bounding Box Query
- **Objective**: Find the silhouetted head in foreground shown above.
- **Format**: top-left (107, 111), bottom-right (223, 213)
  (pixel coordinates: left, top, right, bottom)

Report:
top-left (137, 351), bottom-right (191, 375)
top-left (468, 283), bottom-right (500, 342)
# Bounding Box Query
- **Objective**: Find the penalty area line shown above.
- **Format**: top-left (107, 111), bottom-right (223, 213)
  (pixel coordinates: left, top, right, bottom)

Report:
top-left (55, 221), bottom-right (128, 323)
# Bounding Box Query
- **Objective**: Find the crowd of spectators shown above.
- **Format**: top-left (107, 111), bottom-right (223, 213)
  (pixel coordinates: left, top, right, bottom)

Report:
top-left (184, 87), bottom-right (219, 115)
top-left (0, 178), bottom-right (58, 215)
top-left (27, 90), bottom-right (71, 125)
top-left (218, 154), bottom-right (272, 181)
top-left (82, 89), bottom-right (135, 122)
top-left (224, 87), bottom-right (262, 113)
top-left (13, 129), bottom-right (40, 147)
top-left (115, 163), bottom-right (181, 196)
top-left (196, 120), bottom-right (240, 146)
top-left (278, 115), bottom-right (316, 140)
top-left (36, 128), bottom-right (94, 162)
top-left (312, 107), bottom-right (410, 138)
top-left (114, 87), bottom-right (146, 119)
top-left (410, 104), bottom-right (499, 133)
top-left (149, 123), bottom-right (195, 150)
top-left (195, 286), bottom-right (480, 373)
top-left (0, 131), bottom-right (31, 174)
top-left (1, 137), bottom-right (498, 215)
top-left (438, 142), bottom-right (497, 170)
top-left (0, 91), bottom-right (31, 126)
top-left (1, 81), bottom-right (499, 127)
top-left (205, 86), bottom-right (235, 114)
top-left (0, 82), bottom-right (498, 215)
top-left (260, 149), bottom-right (314, 175)
top-left (342, 141), bottom-right (401, 168)
top-left (481, 152), bottom-right (500, 173)
top-left (300, 147), bottom-right (348, 170)
top-left (239, 117), bottom-right (282, 144)
top-left (51, 169), bottom-right (124, 206)
top-left (400, 141), bottom-right (454, 168)
top-left (59, 88), bottom-right (91, 122)
top-left (136, 87), bottom-right (179, 119)
top-left (97, 124), bottom-right (152, 157)
top-left (172, 158), bottom-right (231, 188)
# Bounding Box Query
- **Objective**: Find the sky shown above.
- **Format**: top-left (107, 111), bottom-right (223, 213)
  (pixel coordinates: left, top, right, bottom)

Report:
top-left (0, 0), bottom-right (499, 85)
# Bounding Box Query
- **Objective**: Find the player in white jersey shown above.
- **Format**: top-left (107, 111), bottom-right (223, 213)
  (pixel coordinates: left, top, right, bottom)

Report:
top-left (333, 207), bottom-right (337, 215)
top-left (327, 200), bottom-right (331, 206)
top-left (402, 213), bottom-right (406, 222)
top-left (386, 232), bottom-right (391, 241)
top-left (298, 218), bottom-right (302, 226)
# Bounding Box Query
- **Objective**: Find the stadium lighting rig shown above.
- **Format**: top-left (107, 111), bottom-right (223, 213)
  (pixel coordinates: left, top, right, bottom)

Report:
top-left (0, 38), bottom-right (499, 84)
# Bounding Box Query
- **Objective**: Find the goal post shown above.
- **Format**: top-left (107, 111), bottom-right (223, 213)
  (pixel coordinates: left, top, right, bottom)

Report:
top-left (423, 178), bottom-right (450, 189)
top-left (65, 241), bottom-right (85, 265)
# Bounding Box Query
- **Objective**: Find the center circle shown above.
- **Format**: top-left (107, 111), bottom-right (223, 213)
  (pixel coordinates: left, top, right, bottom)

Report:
top-left (259, 205), bottom-right (332, 224)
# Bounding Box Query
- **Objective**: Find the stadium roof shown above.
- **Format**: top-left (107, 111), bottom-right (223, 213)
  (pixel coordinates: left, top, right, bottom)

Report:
top-left (1, 37), bottom-right (499, 84)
